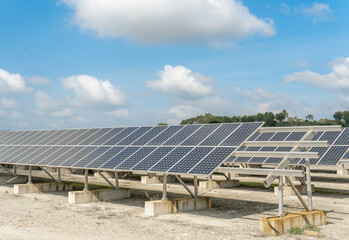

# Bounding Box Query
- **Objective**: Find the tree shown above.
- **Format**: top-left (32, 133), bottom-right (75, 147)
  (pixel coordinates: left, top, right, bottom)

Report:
top-left (275, 110), bottom-right (288, 122)
top-left (305, 114), bottom-right (314, 121)
top-left (343, 111), bottom-right (349, 124)
top-left (157, 123), bottom-right (168, 126)
top-left (333, 111), bottom-right (344, 121)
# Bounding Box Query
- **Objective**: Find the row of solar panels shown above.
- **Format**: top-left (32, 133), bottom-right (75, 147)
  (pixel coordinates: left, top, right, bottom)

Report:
top-left (230, 128), bottom-right (349, 166)
top-left (0, 123), bottom-right (262, 147)
top-left (0, 123), bottom-right (263, 176)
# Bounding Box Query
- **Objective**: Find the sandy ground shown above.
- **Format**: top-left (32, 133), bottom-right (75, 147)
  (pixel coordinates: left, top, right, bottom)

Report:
top-left (0, 172), bottom-right (348, 240)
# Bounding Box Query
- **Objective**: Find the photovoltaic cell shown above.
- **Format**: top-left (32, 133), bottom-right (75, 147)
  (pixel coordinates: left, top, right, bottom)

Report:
top-left (116, 147), bottom-right (157, 170)
top-left (247, 132), bottom-right (260, 141)
top-left (317, 146), bottom-right (349, 165)
top-left (37, 146), bottom-right (72, 166)
top-left (200, 123), bottom-right (240, 146)
top-left (334, 128), bottom-right (349, 145)
top-left (245, 146), bottom-right (261, 151)
top-left (343, 152), bottom-right (349, 159)
top-left (59, 129), bottom-right (90, 145)
top-left (7, 146), bottom-right (35, 163)
top-left (220, 122), bottom-right (262, 146)
top-left (312, 132), bottom-right (323, 141)
top-left (131, 126), bottom-right (168, 146)
top-left (1, 131), bottom-right (22, 144)
top-left (237, 146), bottom-right (247, 151)
top-left (131, 147), bottom-right (175, 171)
top-left (149, 147), bottom-right (193, 172)
top-left (146, 125), bottom-right (184, 146)
top-left (60, 147), bottom-right (98, 167)
top-left (255, 132), bottom-right (275, 141)
top-left (14, 146), bottom-right (47, 164)
top-left (249, 157), bottom-right (267, 163)
top-left (168, 147), bottom-right (213, 174)
top-left (46, 130), bottom-right (79, 145)
top-left (163, 125), bottom-right (201, 146)
top-left (38, 130), bottom-right (66, 145)
top-left (270, 132), bottom-right (290, 141)
top-left (260, 147), bottom-right (277, 151)
top-left (117, 127), bottom-right (153, 145)
top-left (0, 146), bottom-right (27, 163)
top-left (91, 128), bottom-right (124, 145)
top-left (298, 147), bottom-right (328, 165)
top-left (319, 131), bottom-right (341, 145)
top-left (7, 131), bottom-right (30, 145)
top-left (27, 146), bottom-right (63, 165)
top-left (16, 131), bottom-right (45, 145)
top-left (48, 146), bottom-right (84, 167)
top-left (86, 147), bottom-right (125, 169)
top-left (68, 128), bottom-right (101, 145)
top-left (73, 146), bottom-right (111, 168)
top-left (285, 132), bottom-right (306, 141)
top-left (78, 128), bottom-right (112, 145)
top-left (180, 124), bottom-right (220, 146)
top-left (100, 147), bottom-right (141, 169)
top-left (189, 147), bottom-right (236, 175)
top-left (104, 127), bottom-right (138, 145)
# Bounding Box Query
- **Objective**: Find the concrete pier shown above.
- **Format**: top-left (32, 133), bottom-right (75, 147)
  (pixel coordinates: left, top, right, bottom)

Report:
top-left (145, 197), bottom-right (211, 216)
top-left (141, 175), bottom-right (177, 184)
top-left (337, 169), bottom-right (349, 176)
top-left (14, 182), bottom-right (73, 194)
top-left (274, 184), bottom-right (314, 196)
top-left (68, 188), bottom-right (131, 204)
top-left (199, 180), bottom-right (240, 190)
top-left (260, 210), bottom-right (326, 236)
top-left (0, 175), bottom-right (28, 184)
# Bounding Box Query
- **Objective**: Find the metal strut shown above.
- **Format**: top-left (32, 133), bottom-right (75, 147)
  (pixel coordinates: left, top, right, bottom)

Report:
top-left (161, 174), bottom-right (168, 200)
top-left (40, 167), bottom-right (60, 183)
top-left (174, 175), bottom-right (195, 198)
top-left (0, 165), bottom-right (15, 176)
top-left (97, 171), bottom-right (116, 189)
top-left (84, 169), bottom-right (89, 191)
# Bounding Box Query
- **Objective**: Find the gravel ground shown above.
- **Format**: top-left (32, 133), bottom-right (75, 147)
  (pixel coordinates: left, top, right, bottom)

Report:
top-left (0, 171), bottom-right (348, 240)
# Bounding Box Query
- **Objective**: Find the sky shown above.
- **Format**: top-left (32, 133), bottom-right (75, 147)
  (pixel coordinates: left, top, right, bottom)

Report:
top-left (0, 0), bottom-right (348, 130)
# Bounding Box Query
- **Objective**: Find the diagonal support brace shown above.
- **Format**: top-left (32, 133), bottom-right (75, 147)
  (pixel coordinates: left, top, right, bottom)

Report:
top-left (40, 167), bottom-right (59, 183)
top-left (97, 171), bottom-right (116, 189)
top-left (0, 165), bottom-right (15, 176)
top-left (285, 176), bottom-right (310, 212)
top-left (174, 175), bottom-right (195, 198)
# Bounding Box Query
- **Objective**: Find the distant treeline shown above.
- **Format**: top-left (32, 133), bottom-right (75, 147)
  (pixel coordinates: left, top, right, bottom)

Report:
top-left (180, 110), bottom-right (349, 127)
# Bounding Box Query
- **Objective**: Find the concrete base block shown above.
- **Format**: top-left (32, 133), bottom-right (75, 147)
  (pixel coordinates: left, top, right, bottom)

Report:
top-left (337, 169), bottom-right (349, 175)
top-left (274, 184), bottom-right (314, 196)
top-left (68, 188), bottom-right (131, 204)
top-left (199, 180), bottom-right (240, 190)
top-left (260, 210), bottom-right (327, 236)
top-left (145, 197), bottom-right (211, 216)
top-left (0, 175), bottom-right (28, 184)
top-left (14, 182), bottom-right (73, 194)
top-left (141, 175), bottom-right (177, 184)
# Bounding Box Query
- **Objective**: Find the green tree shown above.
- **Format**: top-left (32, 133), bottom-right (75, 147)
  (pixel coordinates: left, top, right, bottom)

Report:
top-left (333, 111), bottom-right (344, 121)
top-left (305, 114), bottom-right (314, 121)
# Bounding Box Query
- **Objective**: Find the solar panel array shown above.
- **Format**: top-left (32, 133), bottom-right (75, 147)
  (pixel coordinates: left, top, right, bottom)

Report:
top-left (229, 128), bottom-right (349, 166)
top-left (0, 122), bottom-right (263, 176)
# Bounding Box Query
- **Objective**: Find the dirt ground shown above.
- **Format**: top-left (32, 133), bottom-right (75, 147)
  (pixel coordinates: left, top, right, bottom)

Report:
top-left (0, 172), bottom-right (348, 240)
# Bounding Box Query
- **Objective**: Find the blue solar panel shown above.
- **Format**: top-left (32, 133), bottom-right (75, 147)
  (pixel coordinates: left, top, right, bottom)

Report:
top-left (237, 146), bottom-right (247, 151)
top-left (78, 128), bottom-right (112, 145)
top-left (17, 131), bottom-right (48, 145)
top-left (7, 146), bottom-right (36, 164)
top-left (200, 123), bottom-right (240, 146)
top-left (86, 147), bottom-right (125, 169)
top-left (68, 128), bottom-right (101, 145)
top-left (14, 146), bottom-right (49, 164)
top-left (0, 146), bottom-right (27, 163)
top-left (163, 125), bottom-right (201, 146)
top-left (59, 129), bottom-right (90, 145)
top-left (47, 130), bottom-right (79, 145)
top-left (249, 157), bottom-right (267, 163)
top-left (116, 147), bottom-right (157, 170)
top-left (168, 147), bottom-right (213, 173)
top-left (117, 127), bottom-right (153, 145)
top-left (255, 132), bottom-right (275, 141)
top-left (48, 146), bottom-right (84, 166)
top-left (298, 147), bottom-right (328, 165)
top-left (343, 152), bottom-right (349, 159)
top-left (189, 147), bottom-right (236, 175)
top-left (0, 131), bottom-right (22, 144)
top-left (27, 146), bottom-right (62, 165)
top-left (285, 132), bottom-right (306, 141)
top-left (100, 147), bottom-right (141, 169)
top-left (245, 146), bottom-right (261, 151)
top-left (334, 128), bottom-right (349, 145)
top-left (131, 147), bottom-right (175, 171)
top-left (104, 127), bottom-right (138, 145)
top-left (232, 157), bottom-right (251, 163)
top-left (247, 132), bottom-right (260, 141)
top-left (312, 132), bottom-right (323, 141)
top-left (149, 147), bottom-right (193, 172)
top-left (37, 146), bottom-right (72, 166)
top-left (39, 130), bottom-right (67, 145)
top-left (73, 146), bottom-right (111, 168)
top-left (260, 146), bottom-right (277, 151)
top-left (7, 131), bottom-right (31, 145)
top-left (131, 126), bottom-right (168, 146)
top-left (220, 122), bottom-right (262, 146)
top-left (60, 147), bottom-right (98, 167)
top-left (317, 146), bottom-right (349, 165)
top-left (319, 131), bottom-right (341, 145)
top-left (270, 132), bottom-right (290, 141)
top-left (91, 128), bottom-right (124, 145)
top-left (146, 125), bottom-right (184, 146)
top-left (180, 124), bottom-right (220, 146)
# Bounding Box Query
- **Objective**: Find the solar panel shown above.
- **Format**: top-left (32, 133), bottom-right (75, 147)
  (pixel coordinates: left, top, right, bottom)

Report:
top-left (100, 147), bottom-right (141, 169)
top-left (117, 126), bottom-right (153, 145)
top-left (334, 128), bottom-right (349, 145)
top-left (149, 147), bottom-right (193, 172)
top-left (60, 129), bottom-right (90, 145)
top-left (116, 147), bottom-right (157, 170)
top-left (270, 132), bottom-right (290, 141)
top-left (73, 146), bottom-right (111, 168)
top-left (86, 147), bottom-right (125, 169)
top-left (255, 132), bottom-right (275, 141)
top-left (131, 147), bottom-right (175, 171)
top-left (68, 129), bottom-right (101, 145)
top-left (27, 146), bottom-right (63, 165)
top-left (163, 125), bottom-right (202, 146)
top-left (180, 124), bottom-right (220, 146)
top-left (78, 128), bottom-right (112, 145)
top-left (47, 130), bottom-right (79, 145)
top-left (220, 122), bottom-right (262, 146)
top-left (47, 146), bottom-right (83, 167)
top-left (104, 127), bottom-right (138, 145)
top-left (200, 123), bottom-right (240, 146)
top-left (60, 147), bottom-right (98, 167)
top-left (317, 146), bottom-right (349, 165)
top-left (37, 146), bottom-right (72, 166)
top-left (285, 132), bottom-right (306, 141)
top-left (131, 126), bottom-right (168, 146)
top-left (146, 125), bottom-right (184, 146)
top-left (319, 131), bottom-right (341, 145)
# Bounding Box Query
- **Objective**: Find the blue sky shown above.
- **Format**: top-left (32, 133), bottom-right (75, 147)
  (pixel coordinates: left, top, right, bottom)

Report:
top-left (0, 0), bottom-right (348, 130)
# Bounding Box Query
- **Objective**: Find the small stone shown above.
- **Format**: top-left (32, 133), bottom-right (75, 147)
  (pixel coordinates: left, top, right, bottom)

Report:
top-left (304, 230), bottom-right (325, 237)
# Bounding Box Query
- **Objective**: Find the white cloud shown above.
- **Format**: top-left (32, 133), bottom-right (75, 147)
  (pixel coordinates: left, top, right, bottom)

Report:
top-left (166, 105), bottom-right (203, 122)
top-left (147, 65), bottom-right (213, 99)
top-left (284, 57), bottom-right (349, 90)
top-left (104, 109), bottom-right (130, 119)
top-left (0, 109), bottom-right (23, 120)
top-left (63, 0), bottom-right (275, 44)
top-left (0, 97), bottom-right (18, 109)
top-left (61, 75), bottom-right (127, 109)
top-left (27, 75), bottom-right (52, 85)
top-left (296, 3), bottom-right (332, 23)
top-left (0, 68), bottom-right (32, 94)
top-left (34, 91), bottom-right (62, 111)
top-left (51, 108), bottom-right (74, 117)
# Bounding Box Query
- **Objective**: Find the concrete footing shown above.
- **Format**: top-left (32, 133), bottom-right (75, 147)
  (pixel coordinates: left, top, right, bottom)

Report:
top-left (68, 188), bottom-right (131, 204)
top-left (0, 175), bottom-right (28, 184)
top-left (199, 180), bottom-right (240, 190)
top-left (14, 182), bottom-right (73, 194)
top-left (274, 184), bottom-right (314, 196)
top-left (145, 197), bottom-right (211, 216)
top-left (337, 169), bottom-right (349, 175)
top-left (141, 175), bottom-right (177, 184)
top-left (260, 210), bottom-right (327, 236)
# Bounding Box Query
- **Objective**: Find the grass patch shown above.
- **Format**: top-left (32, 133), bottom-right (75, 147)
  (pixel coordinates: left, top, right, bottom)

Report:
top-left (315, 188), bottom-right (349, 196)
top-left (239, 181), bottom-right (277, 189)
top-left (289, 225), bottom-right (320, 235)
top-left (305, 225), bottom-right (320, 232)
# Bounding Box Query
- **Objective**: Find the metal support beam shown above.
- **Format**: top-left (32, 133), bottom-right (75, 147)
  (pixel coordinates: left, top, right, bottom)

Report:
top-left (57, 168), bottom-right (61, 183)
top-left (264, 158), bottom-right (291, 187)
top-left (306, 159), bottom-right (313, 212)
top-left (40, 167), bottom-right (59, 183)
top-left (0, 165), bottom-right (15, 176)
top-left (115, 172), bottom-right (119, 189)
top-left (278, 176), bottom-right (284, 217)
top-left (259, 125), bottom-right (342, 133)
top-left (193, 176), bottom-right (198, 198)
top-left (28, 166), bottom-right (32, 184)
top-left (285, 176), bottom-right (310, 212)
top-left (161, 174), bottom-right (168, 201)
top-left (97, 171), bottom-right (116, 189)
top-left (84, 169), bottom-right (89, 191)
top-left (243, 141), bottom-right (329, 148)
top-left (147, 173), bottom-right (156, 178)
top-left (174, 175), bottom-right (195, 198)
top-left (13, 165), bottom-right (17, 176)
top-left (216, 167), bottom-right (304, 177)
top-left (232, 151), bottom-right (318, 159)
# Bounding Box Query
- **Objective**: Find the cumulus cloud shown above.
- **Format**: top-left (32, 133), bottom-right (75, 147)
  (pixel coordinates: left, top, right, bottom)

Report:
top-left (0, 68), bottom-right (32, 94)
top-left (34, 91), bottom-right (62, 111)
top-left (0, 109), bottom-right (23, 120)
top-left (27, 75), bottom-right (52, 85)
top-left (284, 57), bottom-right (349, 90)
top-left (104, 109), bottom-right (130, 119)
top-left (63, 0), bottom-right (275, 44)
top-left (51, 108), bottom-right (74, 117)
top-left (295, 3), bottom-right (332, 22)
top-left (0, 97), bottom-right (18, 109)
top-left (61, 75), bottom-right (127, 109)
top-left (147, 65), bottom-right (213, 99)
